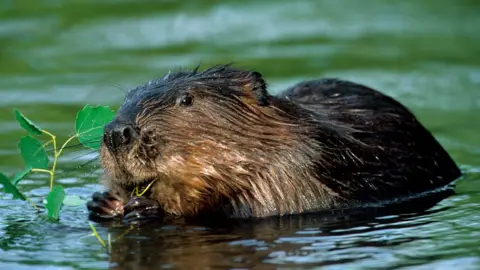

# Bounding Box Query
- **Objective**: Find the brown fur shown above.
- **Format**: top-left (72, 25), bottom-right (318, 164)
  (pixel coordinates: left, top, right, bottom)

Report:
top-left (98, 65), bottom-right (461, 219)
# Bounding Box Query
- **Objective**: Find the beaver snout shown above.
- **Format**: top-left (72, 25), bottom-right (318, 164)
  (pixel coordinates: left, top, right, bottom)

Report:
top-left (103, 120), bottom-right (139, 152)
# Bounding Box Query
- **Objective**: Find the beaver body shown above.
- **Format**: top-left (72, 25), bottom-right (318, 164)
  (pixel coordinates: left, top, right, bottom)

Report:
top-left (87, 65), bottom-right (461, 221)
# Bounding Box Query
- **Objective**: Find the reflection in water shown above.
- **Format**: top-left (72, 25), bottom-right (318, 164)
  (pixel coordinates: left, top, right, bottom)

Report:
top-left (106, 189), bottom-right (454, 269)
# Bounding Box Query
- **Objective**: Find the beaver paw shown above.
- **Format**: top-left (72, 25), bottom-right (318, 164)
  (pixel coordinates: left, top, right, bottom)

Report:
top-left (87, 191), bottom-right (125, 220)
top-left (123, 196), bottom-right (164, 222)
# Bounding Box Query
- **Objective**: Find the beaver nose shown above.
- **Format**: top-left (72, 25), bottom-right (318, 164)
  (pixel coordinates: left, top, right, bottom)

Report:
top-left (103, 121), bottom-right (139, 151)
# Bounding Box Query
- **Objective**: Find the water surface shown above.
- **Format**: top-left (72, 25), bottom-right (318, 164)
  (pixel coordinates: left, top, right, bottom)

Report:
top-left (1, 1), bottom-right (479, 269)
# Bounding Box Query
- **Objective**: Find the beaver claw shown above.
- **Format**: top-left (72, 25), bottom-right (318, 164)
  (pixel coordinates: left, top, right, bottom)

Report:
top-left (87, 191), bottom-right (125, 220)
top-left (87, 192), bottom-right (163, 223)
top-left (123, 196), bottom-right (164, 222)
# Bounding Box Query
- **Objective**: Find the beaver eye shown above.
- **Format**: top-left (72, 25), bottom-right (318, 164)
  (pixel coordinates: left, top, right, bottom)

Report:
top-left (179, 94), bottom-right (193, 106)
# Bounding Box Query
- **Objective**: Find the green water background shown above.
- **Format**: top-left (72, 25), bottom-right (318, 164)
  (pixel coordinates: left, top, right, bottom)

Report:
top-left (0, 0), bottom-right (479, 269)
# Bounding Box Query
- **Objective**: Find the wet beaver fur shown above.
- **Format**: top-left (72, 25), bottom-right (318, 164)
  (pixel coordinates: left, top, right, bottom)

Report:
top-left (87, 65), bottom-right (461, 221)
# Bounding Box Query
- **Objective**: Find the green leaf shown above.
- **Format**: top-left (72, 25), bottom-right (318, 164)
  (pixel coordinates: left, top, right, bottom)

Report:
top-left (75, 105), bottom-right (115, 150)
top-left (11, 167), bottom-right (32, 185)
top-left (19, 136), bottom-right (49, 169)
top-left (0, 172), bottom-right (27, 200)
top-left (13, 109), bottom-right (43, 135)
top-left (63, 194), bottom-right (87, 206)
top-left (46, 185), bottom-right (65, 220)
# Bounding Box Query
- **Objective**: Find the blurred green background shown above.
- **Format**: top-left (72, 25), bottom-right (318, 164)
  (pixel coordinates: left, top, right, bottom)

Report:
top-left (0, 0), bottom-right (479, 269)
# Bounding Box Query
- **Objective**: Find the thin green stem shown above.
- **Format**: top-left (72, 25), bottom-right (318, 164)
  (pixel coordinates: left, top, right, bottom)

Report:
top-left (31, 168), bottom-right (53, 175)
top-left (89, 222), bottom-right (106, 248)
top-left (40, 132), bottom-right (77, 189)
top-left (136, 179), bottom-right (157, 196)
top-left (41, 130), bottom-right (56, 142)
top-left (130, 187), bottom-right (138, 197)
top-left (25, 197), bottom-right (39, 211)
top-left (41, 130), bottom-right (57, 191)
top-left (107, 233), bottom-right (112, 254)
top-left (116, 225), bottom-right (134, 241)
top-left (41, 139), bottom-right (53, 150)
top-left (56, 135), bottom-right (79, 158)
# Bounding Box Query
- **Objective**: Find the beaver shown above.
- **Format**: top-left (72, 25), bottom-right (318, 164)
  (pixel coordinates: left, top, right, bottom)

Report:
top-left (86, 65), bottom-right (461, 221)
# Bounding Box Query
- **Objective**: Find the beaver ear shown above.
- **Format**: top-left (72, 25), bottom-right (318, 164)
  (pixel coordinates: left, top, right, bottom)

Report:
top-left (244, 71), bottom-right (270, 106)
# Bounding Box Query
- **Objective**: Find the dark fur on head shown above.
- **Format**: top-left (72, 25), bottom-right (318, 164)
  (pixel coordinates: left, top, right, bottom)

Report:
top-left (99, 64), bottom-right (461, 218)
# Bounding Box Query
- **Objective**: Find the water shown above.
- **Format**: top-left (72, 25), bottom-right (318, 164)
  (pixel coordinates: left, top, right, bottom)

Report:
top-left (1, 0), bottom-right (479, 269)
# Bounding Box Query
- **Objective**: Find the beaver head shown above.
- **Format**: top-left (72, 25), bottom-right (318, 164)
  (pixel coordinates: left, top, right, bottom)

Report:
top-left (100, 65), bottom-right (338, 217)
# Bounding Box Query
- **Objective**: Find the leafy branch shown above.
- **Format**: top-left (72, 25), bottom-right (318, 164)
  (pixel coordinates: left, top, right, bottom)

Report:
top-left (0, 105), bottom-right (115, 220)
